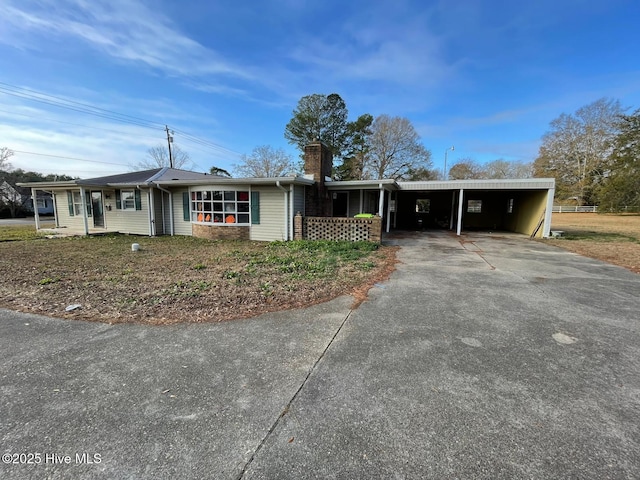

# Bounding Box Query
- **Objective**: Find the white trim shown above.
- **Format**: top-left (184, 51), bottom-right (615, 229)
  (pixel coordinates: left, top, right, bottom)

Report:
top-left (79, 186), bottom-right (89, 235)
top-left (543, 187), bottom-right (555, 238)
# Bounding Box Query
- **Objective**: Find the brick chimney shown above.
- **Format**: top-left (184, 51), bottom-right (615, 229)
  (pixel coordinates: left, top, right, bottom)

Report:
top-left (304, 141), bottom-right (333, 217)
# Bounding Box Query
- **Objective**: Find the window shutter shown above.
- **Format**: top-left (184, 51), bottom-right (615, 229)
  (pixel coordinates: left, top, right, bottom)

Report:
top-left (182, 192), bottom-right (190, 221)
top-left (115, 190), bottom-right (122, 209)
top-left (134, 189), bottom-right (142, 210)
top-left (67, 191), bottom-right (74, 216)
top-left (85, 191), bottom-right (92, 217)
top-left (251, 191), bottom-right (260, 225)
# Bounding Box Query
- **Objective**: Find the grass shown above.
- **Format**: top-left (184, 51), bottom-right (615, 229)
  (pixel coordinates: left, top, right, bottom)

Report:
top-left (547, 213), bottom-right (640, 274)
top-left (0, 230), bottom-right (397, 324)
top-left (0, 224), bottom-right (52, 242)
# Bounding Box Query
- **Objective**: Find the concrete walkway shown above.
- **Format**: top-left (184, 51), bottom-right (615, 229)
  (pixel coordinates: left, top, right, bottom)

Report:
top-left (2, 232), bottom-right (640, 479)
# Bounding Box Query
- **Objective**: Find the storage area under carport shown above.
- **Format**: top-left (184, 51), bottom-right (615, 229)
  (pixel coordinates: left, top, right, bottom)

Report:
top-left (395, 179), bottom-right (555, 238)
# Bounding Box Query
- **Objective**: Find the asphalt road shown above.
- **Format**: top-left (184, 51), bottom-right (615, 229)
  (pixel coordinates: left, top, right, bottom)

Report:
top-left (1, 232), bottom-right (639, 479)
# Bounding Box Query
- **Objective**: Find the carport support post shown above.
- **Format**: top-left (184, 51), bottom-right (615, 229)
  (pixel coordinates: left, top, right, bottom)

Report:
top-left (543, 187), bottom-right (555, 238)
top-left (456, 189), bottom-right (464, 236)
top-left (31, 188), bottom-right (40, 230)
top-left (378, 184), bottom-right (385, 217)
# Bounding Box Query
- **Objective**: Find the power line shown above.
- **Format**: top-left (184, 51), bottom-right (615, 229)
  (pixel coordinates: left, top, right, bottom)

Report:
top-left (0, 107), bottom-right (162, 142)
top-left (11, 149), bottom-right (130, 167)
top-left (0, 81), bottom-right (243, 158)
top-left (0, 82), bottom-right (164, 130)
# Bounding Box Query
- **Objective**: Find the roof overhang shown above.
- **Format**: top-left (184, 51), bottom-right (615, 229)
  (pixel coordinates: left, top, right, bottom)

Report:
top-left (325, 179), bottom-right (399, 191)
top-left (397, 178), bottom-right (555, 191)
top-left (153, 176), bottom-right (316, 187)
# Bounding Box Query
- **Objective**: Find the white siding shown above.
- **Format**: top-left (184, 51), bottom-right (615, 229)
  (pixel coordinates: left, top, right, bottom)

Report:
top-left (54, 190), bottom-right (86, 231)
top-left (161, 190), bottom-right (171, 235)
top-left (172, 188), bottom-right (193, 236)
top-left (250, 187), bottom-right (287, 241)
top-left (102, 188), bottom-right (151, 235)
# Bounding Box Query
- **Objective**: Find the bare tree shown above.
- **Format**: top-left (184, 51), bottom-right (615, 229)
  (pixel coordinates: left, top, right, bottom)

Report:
top-left (448, 158), bottom-right (484, 179)
top-left (534, 98), bottom-right (624, 204)
top-left (483, 159), bottom-right (533, 179)
top-left (0, 147), bottom-right (14, 171)
top-left (366, 115), bottom-right (432, 180)
top-left (133, 144), bottom-right (192, 170)
top-left (233, 146), bottom-right (295, 177)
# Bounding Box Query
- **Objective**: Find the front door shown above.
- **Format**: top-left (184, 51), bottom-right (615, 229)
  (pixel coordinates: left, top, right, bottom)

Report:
top-left (91, 191), bottom-right (104, 228)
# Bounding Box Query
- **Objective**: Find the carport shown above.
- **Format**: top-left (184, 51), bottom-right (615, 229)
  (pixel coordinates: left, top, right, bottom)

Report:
top-left (395, 179), bottom-right (555, 238)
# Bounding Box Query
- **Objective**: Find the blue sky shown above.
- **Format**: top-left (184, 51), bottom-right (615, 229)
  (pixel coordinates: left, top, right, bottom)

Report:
top-left (1, 0), bottom-right (639, 178)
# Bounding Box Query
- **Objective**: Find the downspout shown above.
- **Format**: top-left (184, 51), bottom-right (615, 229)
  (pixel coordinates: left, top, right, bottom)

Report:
top-left (31, 188), bottom-right (40, 231)
top-left (79, 186), bottom-right (89, 235)
top-left (156, 185), bottom-right (174, 236)
top-left (276, 181), bottom-right (288, 240)
top-left (148, 187), bottom-right (156, 237)
top-left (456, 189), bottom-right (464, 236)
top-left (289, 183), bottom-right (295, 241)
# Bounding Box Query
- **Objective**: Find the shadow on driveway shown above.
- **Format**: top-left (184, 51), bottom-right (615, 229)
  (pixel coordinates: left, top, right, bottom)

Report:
top-left (2, 232), bottom-right (640, 479)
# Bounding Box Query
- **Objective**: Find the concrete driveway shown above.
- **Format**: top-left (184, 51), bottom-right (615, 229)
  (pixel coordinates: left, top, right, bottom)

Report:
top-left (2, 232), bottom-right (640, 479)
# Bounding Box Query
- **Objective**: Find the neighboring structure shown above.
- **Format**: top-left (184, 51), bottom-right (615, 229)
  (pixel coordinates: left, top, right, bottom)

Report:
top-left (19, 142), bottom-right (555, 240)
top-left (1, 181), bottom-right (54, 217)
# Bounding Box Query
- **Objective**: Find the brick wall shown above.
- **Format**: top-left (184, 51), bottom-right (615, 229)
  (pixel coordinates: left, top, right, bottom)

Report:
top-left (303, 142), bottom-right (333, 217)
top-left (295, 214), bottom-right (382, 243)
top-left (192, 224), bottom-right (250, 241)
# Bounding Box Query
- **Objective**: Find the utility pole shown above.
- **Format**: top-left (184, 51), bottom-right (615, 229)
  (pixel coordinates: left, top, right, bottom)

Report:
top-left (444, 145), bottom-right (454, 179)
top-left (165, 125), bottom-right (174, 168)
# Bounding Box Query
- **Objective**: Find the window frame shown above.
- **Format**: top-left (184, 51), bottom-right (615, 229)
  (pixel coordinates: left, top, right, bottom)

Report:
top-left (467, 199), bottom-right (482, 213)
top-left (121, 190), bottom-right (136, 211)
top-left (190, 188), bottom-right (251, 225)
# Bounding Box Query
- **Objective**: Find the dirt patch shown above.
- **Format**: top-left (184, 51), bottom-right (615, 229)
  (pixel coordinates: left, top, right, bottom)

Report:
top-left (0, 235), bottom-right (398, 324)
top-left (546, 213), bottom-right (640, 274)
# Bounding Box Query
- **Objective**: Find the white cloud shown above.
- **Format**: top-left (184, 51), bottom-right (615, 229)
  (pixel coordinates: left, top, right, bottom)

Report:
top-left (0, 87), bottom-right (238, 177)
top-left (0, 0), bottom-right (252, 80)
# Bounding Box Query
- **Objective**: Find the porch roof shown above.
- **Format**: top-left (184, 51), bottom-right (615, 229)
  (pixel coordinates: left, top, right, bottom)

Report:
top-left (326, 179), bottom-right (399, 191)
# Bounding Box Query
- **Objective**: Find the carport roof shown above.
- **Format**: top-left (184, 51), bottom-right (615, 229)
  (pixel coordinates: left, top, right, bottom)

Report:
top-left (398, 178), bottom-right (555, 191)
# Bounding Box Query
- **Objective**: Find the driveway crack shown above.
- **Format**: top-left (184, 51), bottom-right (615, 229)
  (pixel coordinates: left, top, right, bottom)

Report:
top-left (235, 309), bottom-right (354, 479)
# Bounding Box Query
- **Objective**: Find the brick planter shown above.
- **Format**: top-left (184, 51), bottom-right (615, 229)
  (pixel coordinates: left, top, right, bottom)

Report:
top-left (192, 224), bottom-right (249, 241)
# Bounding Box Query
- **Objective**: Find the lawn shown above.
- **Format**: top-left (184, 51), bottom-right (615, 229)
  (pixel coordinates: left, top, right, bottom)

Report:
top-left (547, 213), bottom-right (640, 274)
top-left (0, 233), bottom-right (396, 324)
